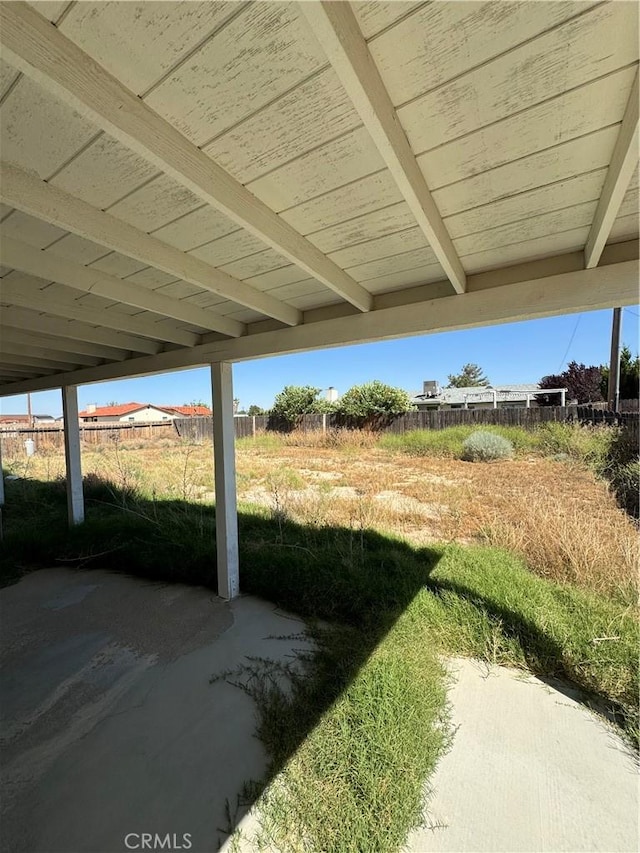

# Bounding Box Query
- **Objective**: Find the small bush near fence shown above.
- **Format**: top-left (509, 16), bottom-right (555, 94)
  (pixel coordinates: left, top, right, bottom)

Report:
top-left (462, 431), bottom-right (514, 462)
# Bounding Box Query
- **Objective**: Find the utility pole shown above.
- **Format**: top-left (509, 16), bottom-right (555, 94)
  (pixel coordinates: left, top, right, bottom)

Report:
top-left (607, 308), bottom-right (622, 412)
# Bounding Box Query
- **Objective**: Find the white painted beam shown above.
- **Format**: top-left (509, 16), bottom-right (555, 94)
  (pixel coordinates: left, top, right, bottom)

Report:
top-left (0, 3), bottom-right (371, 311)
top-left (1, 237), bottom-right (245, 338)
top-left (0, 367), bottom-right (38, 378)
top-left (1, 306), bottom-right (161, 354)
top-left (62, 385), bottom-right (84, 525)
top-left (0, 163), bottom-right (300, 327)
top-left (1, 274), bottom-right (197, 348)
top-left (0, 339), bottom-right (101, 367)
top-left (0, 327), bottom-right (128, 361)
top-left (211, 362), bottom-right (239, 600)
top-left (300, 1), bottom-right (466, 294)
top-left (585, 71), bottom-right (639, 268)
top-left (2, 255), bottom-right (636, 397)
top-left (0, 352), bottom-right (82, 371)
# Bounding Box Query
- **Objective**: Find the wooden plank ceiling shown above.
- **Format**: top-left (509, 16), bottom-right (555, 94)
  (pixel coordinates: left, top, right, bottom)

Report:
top-left (0, 0), bottom-right (638, 390)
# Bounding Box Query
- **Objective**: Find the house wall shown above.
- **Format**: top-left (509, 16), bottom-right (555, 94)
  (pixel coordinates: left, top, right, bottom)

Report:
top-left (117, 407), bottom-right (174, 423)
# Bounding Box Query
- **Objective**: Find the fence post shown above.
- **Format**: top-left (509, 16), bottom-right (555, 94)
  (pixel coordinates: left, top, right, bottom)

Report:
top-left (322, 413), bottom-right (327, 434)
top-left (252, 415), bottom-right (256, 438)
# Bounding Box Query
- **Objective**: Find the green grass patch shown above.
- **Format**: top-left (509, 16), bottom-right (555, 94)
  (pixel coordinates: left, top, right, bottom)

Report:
top-left (378, 424), bottom-right (540, 457)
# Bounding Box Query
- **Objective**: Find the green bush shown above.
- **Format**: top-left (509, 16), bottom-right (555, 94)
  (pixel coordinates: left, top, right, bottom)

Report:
top-left (270, 385), bottom-right (332, 427)
top-left (337, 380), bottom-right (412, 427)
top-left (462, 430), bottom-right (514, 462)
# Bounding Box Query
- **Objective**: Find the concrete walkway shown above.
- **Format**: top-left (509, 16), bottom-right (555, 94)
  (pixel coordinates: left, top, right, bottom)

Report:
top-left (0, 568), bottom-right (310, 853)
top-left (411, 658), bottom-right (639, 853)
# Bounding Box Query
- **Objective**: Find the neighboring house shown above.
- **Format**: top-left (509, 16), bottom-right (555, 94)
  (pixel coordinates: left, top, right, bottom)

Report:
top-left (78, 403), bottom-right (211, 423)
top-left (0, 413), bottom-right (56, 425)
top-left (409, 381), bottom-right (567, 410)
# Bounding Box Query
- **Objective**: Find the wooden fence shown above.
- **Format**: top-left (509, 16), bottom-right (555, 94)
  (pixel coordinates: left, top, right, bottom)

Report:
top-left (2, 407), bottom-right (636, 456)
top-left (0, 420), bottom-right (174, 454)
top-left (173, 406), bottom-right (640, 443)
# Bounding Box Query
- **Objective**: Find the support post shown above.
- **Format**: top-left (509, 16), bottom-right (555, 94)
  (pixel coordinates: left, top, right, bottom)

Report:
top-left (608, 308), bottom-right (622, 412)
top-left (62, 385), bottom-right (84, 525)
top-left (525, 394), bottom-right (531, 409)
top-left (0, 431), bottom-right (5, 506)
top-left (211, 362), bottom-right (239, 600)
top-left (560, 389), bottom-right (566, 407)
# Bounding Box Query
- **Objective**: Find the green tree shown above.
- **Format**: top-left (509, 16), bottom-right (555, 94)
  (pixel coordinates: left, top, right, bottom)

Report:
top-left (184, 399), bottom-right (209, 408)
top-left (337, 380), bottom-right (412, 428)
top-left (247, 404), bottom-right (266, 416)
top-left (446, 363), bottom-right (489, 388)
top-left (600, 346), bottom-right (640, 402)
top-left (271, 385), bottom-right (328, 426)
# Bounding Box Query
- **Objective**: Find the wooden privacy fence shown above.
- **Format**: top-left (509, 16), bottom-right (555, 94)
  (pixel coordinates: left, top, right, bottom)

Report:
top-left (0, 420), bottom-right (174, 454)
top-left (174, 406), bottom-right (640, 442)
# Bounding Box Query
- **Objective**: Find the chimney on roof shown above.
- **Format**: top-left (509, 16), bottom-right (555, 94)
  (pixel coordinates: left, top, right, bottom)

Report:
top-left (326, 386), bottom-right (339, 403)
top-left (86, 403), bottom-right (96, 414)
top-left (422, 380), bottom-right (440, 397)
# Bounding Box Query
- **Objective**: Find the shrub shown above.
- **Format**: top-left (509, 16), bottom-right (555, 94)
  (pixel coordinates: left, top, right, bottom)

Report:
top-left (270, 385), bottom-right (332, 428)
top-left (337, 380), bottom-right (412, 429)
top-left (462, 431), bottom-right (514, 462)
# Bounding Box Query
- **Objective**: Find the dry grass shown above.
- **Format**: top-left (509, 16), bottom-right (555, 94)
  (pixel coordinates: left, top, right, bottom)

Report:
top-left (4, 430), bottom-right (637, 601)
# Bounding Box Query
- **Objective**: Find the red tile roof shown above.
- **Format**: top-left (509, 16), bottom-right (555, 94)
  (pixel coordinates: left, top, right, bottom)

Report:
top-left (78, 402), bottom-right (146, 418)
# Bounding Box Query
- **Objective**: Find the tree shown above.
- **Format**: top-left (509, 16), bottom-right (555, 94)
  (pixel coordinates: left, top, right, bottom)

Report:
top-left (600, 346), bottom-right (640, 402)
top-left (446, 363), bottom-right (489, 388)
top-left (538, 361), bottom-right (603, 405)
top-left (270, 385), bottom-right (329, 426)
top-left (247, 404), bottom-right (266, 416)
top-left (184, 399), bottom-right (209, 408)
top-left (337, 380), bottom-right (413, 428)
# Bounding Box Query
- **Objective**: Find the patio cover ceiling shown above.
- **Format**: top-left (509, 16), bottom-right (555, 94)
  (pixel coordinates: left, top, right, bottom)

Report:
top-left (0, 0), bottom-right (638, 397)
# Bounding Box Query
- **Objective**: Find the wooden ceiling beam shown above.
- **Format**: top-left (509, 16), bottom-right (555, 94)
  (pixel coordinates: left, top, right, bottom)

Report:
top-left (300, 1), bottom-right (466, 294)
top-left (2, 256), bottom-right (635, 397)
top-left (0, 3), bottom-right (371, 313)
top-left (0, 339), bottom-right (101, 367)
top-left (0, 326), bottom-right (129, 361)
top-left (585, 71), bottom-right (639, 268)
top-left (0, 163), bottom-right (296, 327)
top-left (0, 352), bottom-right (85, 371)
top-left (1, 273), bottom-right (198, 348)
top-left (0, 236), bottom-right (244, 338)
top-left (0, 306), bottom-right (162, 354)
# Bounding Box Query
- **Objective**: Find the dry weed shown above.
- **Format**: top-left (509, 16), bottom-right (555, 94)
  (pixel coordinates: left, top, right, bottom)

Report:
top-left (3, 435), bottom-right (636, 600)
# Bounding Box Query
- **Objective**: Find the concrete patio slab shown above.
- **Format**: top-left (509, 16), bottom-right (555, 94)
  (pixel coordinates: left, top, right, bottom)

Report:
top-left (0, 568), bottom-right (310, 853)
top-left (411, 658), bottom-right (639, 853)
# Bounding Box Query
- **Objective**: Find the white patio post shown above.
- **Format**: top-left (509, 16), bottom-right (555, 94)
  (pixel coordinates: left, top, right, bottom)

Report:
top-left (560, 389), bottom-right (566, 407)
top-left (525, 394), bottom-right (531, 408)
top-left (62, 385), bottom-right (84, 525)
top-left (0, 431), bottom-right (5, 506)
top-left (211, 362), bottom-right (239, 600)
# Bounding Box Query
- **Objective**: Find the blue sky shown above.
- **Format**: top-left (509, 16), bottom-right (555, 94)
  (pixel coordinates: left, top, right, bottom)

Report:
top-left (2, 306), bottom-right (638, 416)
